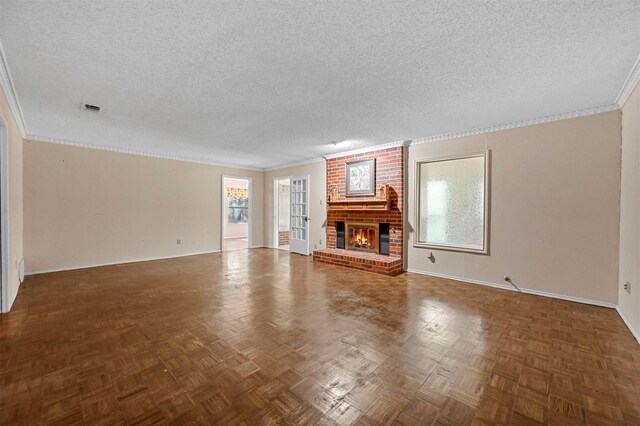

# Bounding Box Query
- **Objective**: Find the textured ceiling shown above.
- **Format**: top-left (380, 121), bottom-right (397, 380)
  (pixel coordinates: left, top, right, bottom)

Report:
top-left (1, 0), bottom-right (639, 169)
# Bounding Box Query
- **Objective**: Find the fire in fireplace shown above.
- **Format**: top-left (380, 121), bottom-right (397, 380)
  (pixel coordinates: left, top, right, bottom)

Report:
top-left (347, 222), bottom-right (379, 253)
top-left (336, 221), bottom-right (390, 255)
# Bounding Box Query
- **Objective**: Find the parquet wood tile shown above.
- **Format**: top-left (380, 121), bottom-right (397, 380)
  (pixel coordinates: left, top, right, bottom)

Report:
top-left (1, 249), bottom-right (640, 425)
top-left (319, 400), bottom-right (362, 426)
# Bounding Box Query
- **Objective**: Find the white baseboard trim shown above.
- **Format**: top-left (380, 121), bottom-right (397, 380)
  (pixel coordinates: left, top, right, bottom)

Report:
top-left (407, 268), bottom-right (638, 344)
top-left (1, 280), bottom-right (20, 313)
top-left (25, 250), bottom-right (221, 276)
top-left (522, 287), bottom-right (616, 309)
top-left (405, 268), bottom-right (617, 309)
top-left (616, 305), bottom-right (640, 344)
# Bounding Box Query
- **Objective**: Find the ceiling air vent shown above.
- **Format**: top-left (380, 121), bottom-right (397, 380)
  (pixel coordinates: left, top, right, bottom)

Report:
top-left (81, 103), bottom-right (101, 113)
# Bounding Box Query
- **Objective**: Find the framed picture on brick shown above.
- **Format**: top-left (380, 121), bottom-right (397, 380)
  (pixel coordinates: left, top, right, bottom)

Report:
top-left (345, 159), bottom-right (376, 196)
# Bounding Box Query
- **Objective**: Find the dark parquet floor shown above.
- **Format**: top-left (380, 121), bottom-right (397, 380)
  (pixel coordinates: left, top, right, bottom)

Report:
top-left (1, 249), bottom-right (639, 425)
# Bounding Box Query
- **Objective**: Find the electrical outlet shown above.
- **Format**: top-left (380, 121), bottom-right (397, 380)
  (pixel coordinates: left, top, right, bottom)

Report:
top-left (624, 281), bottom-right (631, 294)
top-left (177, 239), bottom-right (181, 245)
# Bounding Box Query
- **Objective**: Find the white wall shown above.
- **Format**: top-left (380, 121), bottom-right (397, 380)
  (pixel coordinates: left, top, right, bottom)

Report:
top-left (618, 81), bottom-right (640, 340)
top-left (407, 111), bottom-right (622, 305)
top-left (223, 177), bottom-right (249, 239)
top-left (264, 160), bottom-right (326, 251)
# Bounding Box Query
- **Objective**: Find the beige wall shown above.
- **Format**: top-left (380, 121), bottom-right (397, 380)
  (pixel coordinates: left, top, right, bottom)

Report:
top-left (619, 81), bottom-right (640, 337)
top-left (0, 85), bottom-right (24, 311)
top-left (407, 111), bottom-right (621, 305)
top-left (264, 160), bottom-right (326, 251)
top-left (24, 141), bottom-right (263, 273)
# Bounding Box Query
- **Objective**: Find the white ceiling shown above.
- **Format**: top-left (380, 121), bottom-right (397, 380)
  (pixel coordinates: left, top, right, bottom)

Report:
top-left (1, 1), bottom-right (638, 169)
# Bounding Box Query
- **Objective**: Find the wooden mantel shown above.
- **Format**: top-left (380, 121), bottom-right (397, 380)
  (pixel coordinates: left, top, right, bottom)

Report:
top-left (327, 185), bottom-right (391, 211)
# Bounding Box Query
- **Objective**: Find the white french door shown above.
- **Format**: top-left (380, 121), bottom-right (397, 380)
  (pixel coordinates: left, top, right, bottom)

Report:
top-left (290, 175), bottom-right (309, 255)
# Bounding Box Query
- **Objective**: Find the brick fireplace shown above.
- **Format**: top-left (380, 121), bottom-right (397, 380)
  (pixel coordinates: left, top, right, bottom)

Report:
top-left (313, 145), bottom-right (405, 276)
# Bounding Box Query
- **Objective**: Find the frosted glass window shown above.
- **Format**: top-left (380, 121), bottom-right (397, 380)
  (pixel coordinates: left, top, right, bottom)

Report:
top-left (416, 153), bottom-right (488, 253)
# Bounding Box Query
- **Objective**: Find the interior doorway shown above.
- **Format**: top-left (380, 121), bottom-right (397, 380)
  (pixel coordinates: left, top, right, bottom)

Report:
top-left (222, 176), bottom-right (251, 251)
top-left (289, 175), bottom-right (310, 255)
top-left (273, 177), bottom-right (291, 251)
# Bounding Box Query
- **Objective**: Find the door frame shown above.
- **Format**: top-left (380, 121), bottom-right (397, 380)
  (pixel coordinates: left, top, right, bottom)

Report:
top-left (221, 175), bottom-right (252, 251)
top-left (290, 174), bottom-right (311, 256)
top-left (273, 176), bottom-right (292, 250)
top-left (0, 116), bottom-right (10, 313)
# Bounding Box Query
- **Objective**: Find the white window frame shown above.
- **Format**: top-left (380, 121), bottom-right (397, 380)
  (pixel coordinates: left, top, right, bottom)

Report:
top-left (414, 151), bottom-right (490, 254)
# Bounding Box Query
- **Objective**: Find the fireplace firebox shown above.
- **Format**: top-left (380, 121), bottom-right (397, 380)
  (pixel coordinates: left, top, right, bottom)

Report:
top-left (347, 223), bottom-right (378, 253)
top-left (336, 221), bottom-right (390, 255)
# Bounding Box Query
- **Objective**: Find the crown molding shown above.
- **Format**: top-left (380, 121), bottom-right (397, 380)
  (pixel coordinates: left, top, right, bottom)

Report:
top-left (263, 157), bottom-right (325, 172)
top-left (323, 139), bottom-right (411, 160)
top-left (410, 103), bottom-right (619, 146)
top-left (17, 102), bottom-right (623, 171)
top-left (615, 53), bottom-right (640, 109)
top-left (26, 134), bottom-right (265, 172)
top-left (0, 39), bottom-right (28, 137)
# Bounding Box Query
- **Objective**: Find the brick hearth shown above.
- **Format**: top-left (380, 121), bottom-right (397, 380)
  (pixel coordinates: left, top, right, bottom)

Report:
top-left (313, 249), bottom-right (403, 276)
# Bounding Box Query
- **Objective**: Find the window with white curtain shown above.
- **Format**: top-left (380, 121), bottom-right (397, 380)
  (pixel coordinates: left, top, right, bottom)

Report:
top-left (415, 152), bottom-right (489, 253)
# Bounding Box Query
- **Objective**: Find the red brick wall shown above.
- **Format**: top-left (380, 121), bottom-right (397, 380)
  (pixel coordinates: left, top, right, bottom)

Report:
top-left (326, 146), bottom-right (404, 258)
top-left (278, 230), bottom-right (290, 246)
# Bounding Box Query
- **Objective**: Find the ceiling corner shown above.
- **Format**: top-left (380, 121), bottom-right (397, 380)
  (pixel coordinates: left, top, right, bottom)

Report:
top-left (615, 53), bottom-right (640, 108)
top-left (0, 39), bottom-right (28, 137)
